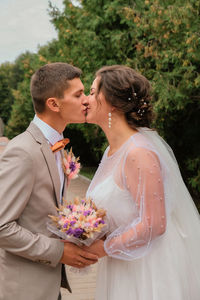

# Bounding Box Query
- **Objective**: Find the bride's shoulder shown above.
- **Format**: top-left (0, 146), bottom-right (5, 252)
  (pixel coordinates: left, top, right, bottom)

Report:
top-left (125, 138), bottom-right (160, 166)
top-left (126, 145), bottom-right (158, 160)
top-left (129, 131), bottom-right (154, 150)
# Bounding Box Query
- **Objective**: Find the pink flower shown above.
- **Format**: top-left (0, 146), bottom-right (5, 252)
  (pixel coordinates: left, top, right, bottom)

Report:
top-left (62, 148), bottom-right (81, 183)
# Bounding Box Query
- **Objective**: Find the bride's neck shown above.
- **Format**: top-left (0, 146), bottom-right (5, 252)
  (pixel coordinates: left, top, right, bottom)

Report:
top-left (102, 116), bottom-right (137, 157)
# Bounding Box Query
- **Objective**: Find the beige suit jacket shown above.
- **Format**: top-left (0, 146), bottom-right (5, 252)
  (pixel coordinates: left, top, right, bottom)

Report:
top-left (0, 122), bottom-right (71, 300)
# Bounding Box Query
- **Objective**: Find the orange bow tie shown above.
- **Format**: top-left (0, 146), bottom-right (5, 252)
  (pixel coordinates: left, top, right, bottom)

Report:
top-left (51, 138), bottom-right (70, 153)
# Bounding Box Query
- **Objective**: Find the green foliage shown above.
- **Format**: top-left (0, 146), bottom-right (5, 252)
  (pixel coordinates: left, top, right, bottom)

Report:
top-left (49, 0), bottom-right (200, 206)
top-left (0, 63), bottom-right (15, 124)
top-left (5, 79), bottom-right (34, 138)
top-left (5, 52), bottom-right (42, 138)
top-left (80, 166), bottom-right (97, 180)
top-left (64, 123), bottom-right (107, 164)
top-left (1, 0), bottom-right (199, 207)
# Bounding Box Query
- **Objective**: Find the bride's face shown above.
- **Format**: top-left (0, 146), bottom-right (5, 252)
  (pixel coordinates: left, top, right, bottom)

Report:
top-left (86, 77), bottom-right (112, 126)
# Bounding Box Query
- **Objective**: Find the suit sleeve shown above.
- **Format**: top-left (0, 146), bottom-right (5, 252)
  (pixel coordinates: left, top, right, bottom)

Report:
top-left (0, 145), bottom-right (64, 267)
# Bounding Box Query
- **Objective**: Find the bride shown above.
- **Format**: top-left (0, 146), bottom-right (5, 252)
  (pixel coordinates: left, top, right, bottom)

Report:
top-left (83, 65), bottom-right (200, 300)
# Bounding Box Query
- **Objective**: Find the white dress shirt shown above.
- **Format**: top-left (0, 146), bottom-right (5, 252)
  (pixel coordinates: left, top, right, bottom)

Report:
top-left (32, 115), bottom-right (65, 203)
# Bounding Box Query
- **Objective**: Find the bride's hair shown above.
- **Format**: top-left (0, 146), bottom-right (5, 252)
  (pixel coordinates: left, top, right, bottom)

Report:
top-left (95, 65), bottom-right (153, 128)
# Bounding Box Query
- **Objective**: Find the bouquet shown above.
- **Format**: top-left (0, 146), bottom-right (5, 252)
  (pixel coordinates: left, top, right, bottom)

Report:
top-left (47, 197), bottom-right (107, 273)
top-left (62, 148), bottom-right (81, 185)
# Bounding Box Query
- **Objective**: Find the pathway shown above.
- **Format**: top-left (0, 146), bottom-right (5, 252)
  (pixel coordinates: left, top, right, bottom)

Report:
top-left (61, 175), bottom-right (97, 300)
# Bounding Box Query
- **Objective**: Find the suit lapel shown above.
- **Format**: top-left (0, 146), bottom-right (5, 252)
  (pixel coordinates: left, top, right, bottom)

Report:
top-left (60, 149), bottom-right (68, 205)
top-left (41, 143), bottom-right (61, 207)
top-left (27, 122), bottom-right (61, 207)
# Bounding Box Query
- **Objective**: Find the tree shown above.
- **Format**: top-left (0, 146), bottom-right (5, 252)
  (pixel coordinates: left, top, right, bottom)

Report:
top-left (3, 0), bottom-right (200, 207)
top-left (0, 62), bottom-right (15, 124)
top-left (5, 52), bottom-right (41, 138)
top-left (49, 0), bottom-right (200, 206)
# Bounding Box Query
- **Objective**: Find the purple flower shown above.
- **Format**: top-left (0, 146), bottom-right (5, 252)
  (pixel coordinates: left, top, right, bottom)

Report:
top-left (100, 220), bottom-right (105, 224)
top-left (66, 228), bottom-right (73, 235)
top-left (74, 228), bottom-right (84, 238)
top-left (69, 161), bottom-right (76, 172)
top-left (67, 205), bottom-right (73, 210)
top-left (70, 220), bottom-right (76, 226)
top-left (83, 210), bottom-right (91, 216)
top-left (63, 222), bottom-right (68, 228)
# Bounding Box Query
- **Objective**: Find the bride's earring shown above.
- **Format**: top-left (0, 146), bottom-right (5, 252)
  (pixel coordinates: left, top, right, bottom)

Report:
top-left (108, 112), bottom-right (112, 128)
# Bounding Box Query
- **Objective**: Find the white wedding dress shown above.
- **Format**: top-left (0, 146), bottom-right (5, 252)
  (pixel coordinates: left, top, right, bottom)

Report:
top-left (86, 128), bottom-right (200, 300)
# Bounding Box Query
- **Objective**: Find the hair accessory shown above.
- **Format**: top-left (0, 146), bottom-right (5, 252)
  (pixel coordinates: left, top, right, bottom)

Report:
top-left (134, 92), bottom-right (137, 97)
top-left (128, 97), bottom-right (131, 101)
top-left (141, 99), bottom-right (147, 105)
top-left (108, 112), bottom-right (112, 128)
top-left (137, 108), bottom-right (145, 117)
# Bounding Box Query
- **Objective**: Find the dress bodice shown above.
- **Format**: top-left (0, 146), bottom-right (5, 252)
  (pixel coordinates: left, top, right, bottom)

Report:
top-left (88, 175), bottom-right (138, 234)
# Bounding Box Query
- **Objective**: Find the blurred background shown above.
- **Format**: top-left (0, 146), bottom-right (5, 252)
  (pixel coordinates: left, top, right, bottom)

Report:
top-left (0, 0), bottom-right (199, 210)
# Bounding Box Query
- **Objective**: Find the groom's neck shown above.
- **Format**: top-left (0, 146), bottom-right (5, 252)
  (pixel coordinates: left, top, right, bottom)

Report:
top-left (36, 113), bottom-right (66, 134)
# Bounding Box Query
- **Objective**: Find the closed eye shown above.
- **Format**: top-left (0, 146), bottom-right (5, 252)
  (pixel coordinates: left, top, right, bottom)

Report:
top-left (90, 87), bottom-right (95, 96)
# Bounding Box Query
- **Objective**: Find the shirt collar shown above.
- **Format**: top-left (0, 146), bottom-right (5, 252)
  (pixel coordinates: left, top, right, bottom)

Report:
top-left (32, 115), bottom-right (63, 145)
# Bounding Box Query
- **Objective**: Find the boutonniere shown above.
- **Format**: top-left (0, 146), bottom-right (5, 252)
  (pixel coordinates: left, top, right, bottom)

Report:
top-left (62, 148), bottom-right (81, 184)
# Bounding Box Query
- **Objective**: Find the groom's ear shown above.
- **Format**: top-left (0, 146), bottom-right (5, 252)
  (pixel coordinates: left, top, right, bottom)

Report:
top-left (46, 97), bottom-right (60, 112)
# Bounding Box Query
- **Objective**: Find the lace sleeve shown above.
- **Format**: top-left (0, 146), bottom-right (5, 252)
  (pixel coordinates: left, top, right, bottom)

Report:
top-left (104, 147), bottom-right (166, 260)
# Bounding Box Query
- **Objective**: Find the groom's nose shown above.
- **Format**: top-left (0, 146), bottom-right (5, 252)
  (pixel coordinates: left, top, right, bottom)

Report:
top-left (82, 94), bottom-right (89, 107)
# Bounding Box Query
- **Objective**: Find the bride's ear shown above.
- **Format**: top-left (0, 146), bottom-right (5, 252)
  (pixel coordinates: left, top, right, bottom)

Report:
top-left (46, 97), bottom-right (60, 112)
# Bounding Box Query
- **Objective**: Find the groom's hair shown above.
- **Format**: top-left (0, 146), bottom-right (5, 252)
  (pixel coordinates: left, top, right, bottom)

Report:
top-left (30, 62), bottom-right (82, 113)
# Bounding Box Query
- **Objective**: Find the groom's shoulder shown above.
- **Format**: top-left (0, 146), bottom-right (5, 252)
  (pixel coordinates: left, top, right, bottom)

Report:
top-left (10, 131), bottom-right (33, 146)
top-left (3, 123), bottom-right (43, 156)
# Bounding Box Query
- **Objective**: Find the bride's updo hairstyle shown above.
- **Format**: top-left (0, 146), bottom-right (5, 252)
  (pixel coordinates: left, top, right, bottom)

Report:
top-left (95, 65), bottom-right (153, 128)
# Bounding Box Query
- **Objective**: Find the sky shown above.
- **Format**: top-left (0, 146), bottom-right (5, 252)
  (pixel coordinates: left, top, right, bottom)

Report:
top-left (0, 0), bottom-right (64, 64)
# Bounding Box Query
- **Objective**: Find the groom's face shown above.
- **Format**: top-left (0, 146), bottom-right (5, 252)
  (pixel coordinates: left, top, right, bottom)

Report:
top-left (58, 78), bottom-right (87, 124)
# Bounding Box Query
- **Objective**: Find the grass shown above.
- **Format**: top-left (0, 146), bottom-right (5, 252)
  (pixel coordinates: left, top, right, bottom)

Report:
top-left (80, 166), bottom-right (97, 180)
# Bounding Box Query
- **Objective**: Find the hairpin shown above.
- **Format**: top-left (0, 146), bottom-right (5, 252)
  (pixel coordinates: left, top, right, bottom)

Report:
top-left (137, 108), bottom-right (145, 117)
top-left (141, 99), bottom-right (147, 105)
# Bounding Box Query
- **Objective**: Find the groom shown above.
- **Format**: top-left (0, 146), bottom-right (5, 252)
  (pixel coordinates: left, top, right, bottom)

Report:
top-left (0, 62), bottom-right (98, 300)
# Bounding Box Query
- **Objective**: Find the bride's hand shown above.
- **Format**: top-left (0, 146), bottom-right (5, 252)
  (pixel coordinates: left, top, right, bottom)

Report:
top-left (83, 240), bottom-right (107, 258)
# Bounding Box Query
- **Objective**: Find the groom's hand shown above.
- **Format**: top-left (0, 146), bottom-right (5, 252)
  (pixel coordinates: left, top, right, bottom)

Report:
top-left (60, 241), bottom-right (98, 268)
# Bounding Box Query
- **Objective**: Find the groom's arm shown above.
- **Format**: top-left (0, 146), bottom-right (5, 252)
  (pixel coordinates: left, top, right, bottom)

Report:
top-left (0, 145), bottom-right (98, 268)
top-left (0, 145), bottom-right (63, 267)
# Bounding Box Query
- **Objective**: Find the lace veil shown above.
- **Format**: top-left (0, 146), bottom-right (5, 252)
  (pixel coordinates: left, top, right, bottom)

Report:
top-left (87, 128), bottom-right (200, 264)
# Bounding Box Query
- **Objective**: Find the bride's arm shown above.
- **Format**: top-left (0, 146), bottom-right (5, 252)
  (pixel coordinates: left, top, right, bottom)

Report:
top-left (103, 147), bottom-right (166, 260)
